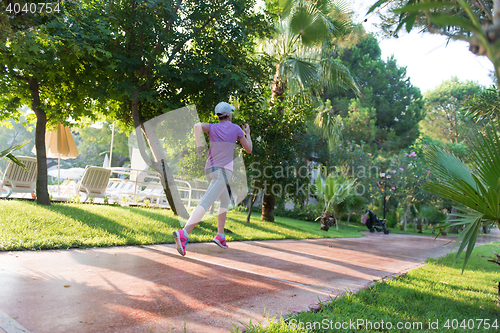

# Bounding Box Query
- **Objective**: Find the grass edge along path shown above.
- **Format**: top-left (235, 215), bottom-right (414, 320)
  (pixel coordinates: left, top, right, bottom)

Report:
top-left (237, 242), bottom-right (500, 333)
top-left (0, 200), bottom-right (362, 251)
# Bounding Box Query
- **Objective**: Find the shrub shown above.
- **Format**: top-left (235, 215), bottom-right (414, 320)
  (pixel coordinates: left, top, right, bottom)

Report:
top-left (385, 212), bottom-right (398, 228)
top-left (232, 205), bottom-right (248, 213)
top-left (274, 204), bottom-right (323, 222)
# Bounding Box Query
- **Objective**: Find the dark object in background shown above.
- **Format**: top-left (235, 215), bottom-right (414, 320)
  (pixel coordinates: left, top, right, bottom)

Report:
top-left (319, 212), bottom-right (336, 231)
top-left (366, 210), bottom-right (390, 234)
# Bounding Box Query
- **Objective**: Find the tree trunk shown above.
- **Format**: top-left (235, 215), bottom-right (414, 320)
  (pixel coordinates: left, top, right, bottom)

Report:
top-left (271, 63), bottom-right (286, 114)
top-left (497, 281), bottom-right (500, 307)
top-left (28, 78), bottom-right (50, 205)
top-left (345, 212), bottom-right (352, 226)
top-left (131, 90), bottom-right (189, 219)
top-left (402, 203), bottom-right (410, 231)
top-left (449, 207), bottom-right (458, 234)
top-left (246, 188), bottom-right (259, 223)
top-left (263, 64), bottom-right (286, 223)
top-left (261, 192), bottom-right (275, 222)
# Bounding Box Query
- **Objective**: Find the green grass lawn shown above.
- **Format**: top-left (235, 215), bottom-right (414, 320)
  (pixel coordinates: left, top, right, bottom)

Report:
top-left (239, 242), bottom-right (500, 333)
top-left (0, 199), bottom-right (362, 251)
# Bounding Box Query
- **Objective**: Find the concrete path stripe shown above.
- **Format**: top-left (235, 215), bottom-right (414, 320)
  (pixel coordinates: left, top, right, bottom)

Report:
top-left (140, 245), bottom-right (335, 295)
top-left (300, 237), bottom-right (458, 261)
top-left (247, 240), bottom-right (430, 269)
top-left (0, 309), bottom-right (30, 333)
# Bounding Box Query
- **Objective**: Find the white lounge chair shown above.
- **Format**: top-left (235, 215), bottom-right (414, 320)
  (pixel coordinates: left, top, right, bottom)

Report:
top-left (0, 156), bottom-right (37, 198)
top-left (76, 166), bottom-right (111, 202)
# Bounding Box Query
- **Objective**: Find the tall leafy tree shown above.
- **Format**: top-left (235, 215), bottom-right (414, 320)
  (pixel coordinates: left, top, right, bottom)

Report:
top-left (0, 1), bottom-right (111, 205)
top-left (262, 0), bottom-right (359, 107)
top-left (255, 0), bottom-right (359, 221)
top-left (342, 99), bottom-right (377, 145)
top-left (240, 91), bottom-right (311, 222)
top-left (421, 77), bottom-right (485, 144)
top-left (93, 0), bottom-right (270, 218)
top-left (329, 32), bottom-right (425, 151)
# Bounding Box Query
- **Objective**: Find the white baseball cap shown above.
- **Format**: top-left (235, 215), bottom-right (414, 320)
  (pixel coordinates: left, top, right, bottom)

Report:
top-left (215, 102), bottom-right (235, 115)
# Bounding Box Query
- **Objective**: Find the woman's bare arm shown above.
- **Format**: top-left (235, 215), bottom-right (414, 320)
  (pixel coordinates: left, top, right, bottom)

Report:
top-left (240, 124), bottom-right (252, 154)
top-left (194, 123), bottom-right (210, 156)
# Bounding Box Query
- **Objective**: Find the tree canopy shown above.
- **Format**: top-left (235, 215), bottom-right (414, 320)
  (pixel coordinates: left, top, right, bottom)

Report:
top-left (0, 1), bottom-right (113, 204)
top-left (329, 31), bottom-right (424, 151)
top-left (421, 77), bottom-right (485, 144)
top-left (78, 0), bottom-right (272, 217)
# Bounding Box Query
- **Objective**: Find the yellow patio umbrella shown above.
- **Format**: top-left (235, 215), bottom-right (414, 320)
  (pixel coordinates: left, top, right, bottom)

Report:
top-left (45, 124), bottom-right (79, 158)
top-left (38, 124), bottom-right (79, 194)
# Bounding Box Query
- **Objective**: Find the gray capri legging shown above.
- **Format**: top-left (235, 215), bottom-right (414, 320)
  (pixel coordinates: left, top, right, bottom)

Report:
top-left (199, 167), bottom-right (232, 210)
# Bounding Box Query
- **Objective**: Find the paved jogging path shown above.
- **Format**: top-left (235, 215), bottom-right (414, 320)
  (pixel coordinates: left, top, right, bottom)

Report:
top-left (1, 230), bottom-right (499, 333)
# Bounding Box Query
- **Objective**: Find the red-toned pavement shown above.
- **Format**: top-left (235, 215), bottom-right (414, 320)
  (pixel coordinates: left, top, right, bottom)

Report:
top-left (1, 230), bottom-right (499, 333)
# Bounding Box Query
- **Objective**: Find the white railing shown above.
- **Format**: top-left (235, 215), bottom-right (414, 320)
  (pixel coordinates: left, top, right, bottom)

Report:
top-left (106, 167), bottom-right (207, 208)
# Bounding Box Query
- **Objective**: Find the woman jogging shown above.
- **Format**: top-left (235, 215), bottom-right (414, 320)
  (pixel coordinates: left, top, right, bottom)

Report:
top-left (173, 102), bottom-right (252, 256)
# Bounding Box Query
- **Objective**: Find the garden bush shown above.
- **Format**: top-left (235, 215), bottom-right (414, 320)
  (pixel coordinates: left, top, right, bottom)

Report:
top-left (274, 204), bottom-right (323, 222)
top-left (384, 211), bottom-right (398, 228)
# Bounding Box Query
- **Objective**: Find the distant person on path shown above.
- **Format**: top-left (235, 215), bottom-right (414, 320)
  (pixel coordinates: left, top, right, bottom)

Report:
top-left (173, 102), bottom-right (252, 256)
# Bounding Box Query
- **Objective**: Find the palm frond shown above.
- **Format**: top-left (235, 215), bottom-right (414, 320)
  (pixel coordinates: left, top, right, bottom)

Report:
top-left (423, 129), bottom-right (500, 270)
top-left (423, 180), bottom-right (491, 216)
top-left (331, 0), bottom-right (352, 13)
top-left (1, 141), bottom-right (31, 171)
top-left (290, 7), bottom-right (329, 46)
top-left (366, 0), bottom-right (389, 15)
top-left (278, 0), bottom-right (299, 19)
top-left (463, 88), bottom-right (500, 120)
top-left (315, 171), bottom-right (357, 213)
top-left (323, 1), bottom-right (353, 37)
top-left (469, 122), bottom-right (500, 190)
top-left (320, 58), bottom-right (360, 95)
top-left (452, 211), bottom-right (484, 273)
top-left (286, 57), bottom-right (320, 89)
top-left (340, 193), bottom-right (366, 212)
top-left (314, 106), bottom-right (343, 150)
top-left (423, 145), bottom-right (477, 189)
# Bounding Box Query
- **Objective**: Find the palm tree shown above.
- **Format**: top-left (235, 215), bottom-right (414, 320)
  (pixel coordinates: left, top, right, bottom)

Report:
top-left (261, 0), bottom-right (359, 109)
top-left (314, 170), bottom-right (361, 230)
top-left (422, 120), bottom-right (500, 271)
top-left (258, 0), bottom-right (359, 221)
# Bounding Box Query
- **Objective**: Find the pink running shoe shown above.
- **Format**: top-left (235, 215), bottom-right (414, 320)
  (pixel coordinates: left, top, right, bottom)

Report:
top-left (213, 234), bottom-right (228, 249)
top-left (173, 230), bottom-right (188, 256)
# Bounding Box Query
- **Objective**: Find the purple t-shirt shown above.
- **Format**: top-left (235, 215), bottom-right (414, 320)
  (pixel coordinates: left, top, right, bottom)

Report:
top-left (205, 121), bottom-right (244, 171)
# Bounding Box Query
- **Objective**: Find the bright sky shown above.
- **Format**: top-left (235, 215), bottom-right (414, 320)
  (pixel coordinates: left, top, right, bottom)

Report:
top-left (351, 0), bottom-right (495, 93)
top-left (255, 1), bottom-right (495, 93)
